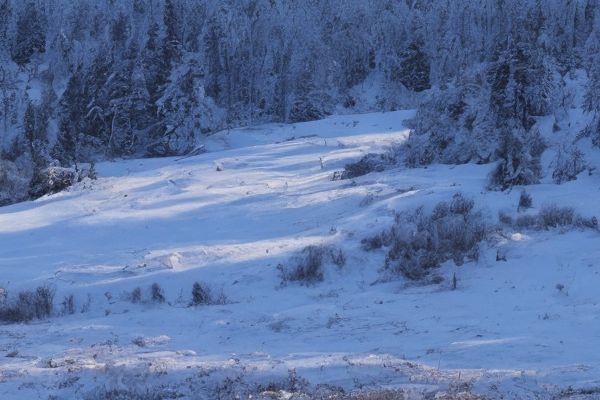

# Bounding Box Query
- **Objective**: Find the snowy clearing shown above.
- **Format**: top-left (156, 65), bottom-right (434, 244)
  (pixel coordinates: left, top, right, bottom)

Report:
top-left (1, 110), bottom-right (600, 399)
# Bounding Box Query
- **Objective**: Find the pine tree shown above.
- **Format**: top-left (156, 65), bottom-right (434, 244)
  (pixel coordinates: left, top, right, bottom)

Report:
top-left (103, 47), bottom-right (138, 157)
top-left (130, 60), bottom-right (152, 131)
top-left (488, 40), bottom-right (555, 134)
top-left (53, 69), bottom-right (85, 164)
top-left (148, 50), bottom-right (226, 158)
top-left (203, 17), bottom-right (224, 101)
top-left (11, 2), bottom-right (45, 67)
top-left (489, 126), bottom-right (545, 190)
top-left (110, 12), bottom-right (130, 50)
top-left (0, 66), bottom-right (17, 137)
top-left (0, 0), bottom-right (11, 53)
top-left (162, 0), bottom-right (180, 63)
top-left (143, 22), bottom-right (169, 106)
top-left (23, 102), bottom-right (35, 153)
top-left (584, 53), bottom-right (600, 112)
top-left (583, 52), bottom-right (600, 147)
top-left (394, 41), bottom-right (431, 92)
top-left (288, 60), bottom-right (328, 123)
top-left (23, 101), bottom-right (52, 197)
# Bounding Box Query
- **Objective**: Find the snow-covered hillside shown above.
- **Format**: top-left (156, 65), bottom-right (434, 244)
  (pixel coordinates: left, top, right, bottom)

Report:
top-left (1, 110), bottom-right (600, 399)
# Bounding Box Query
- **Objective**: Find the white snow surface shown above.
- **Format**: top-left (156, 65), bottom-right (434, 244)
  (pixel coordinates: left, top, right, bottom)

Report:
top-left (1, 110), bottom-right (600, 398)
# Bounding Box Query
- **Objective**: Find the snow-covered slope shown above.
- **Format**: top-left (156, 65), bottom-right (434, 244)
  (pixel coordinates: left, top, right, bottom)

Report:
top-left (1, 110), bottom-right (600, 399)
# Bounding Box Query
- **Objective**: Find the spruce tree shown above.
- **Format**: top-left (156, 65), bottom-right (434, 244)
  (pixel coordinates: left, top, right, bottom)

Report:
top-left (0, 0), bottom-right (11, 52)
top-left (584, 54), bottom-right (600, 113)
top-left (11, 2), bottom-right (45, 67)
top-left (203, 17), bottom-right (223, 100)
top-left (143, 22), bottom-right (168, 106)
top-left (162, 0), bottom-right (180, 63)
top-left (396, 41), bottom-right (431, 92)
top-left (289, 60), bottom-right (328, 123)
top-left (53, 70), bottom-right (85, 164)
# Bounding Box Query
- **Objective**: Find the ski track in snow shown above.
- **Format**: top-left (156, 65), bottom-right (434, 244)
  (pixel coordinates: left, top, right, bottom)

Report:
top-left (1, 110), bottom-right (600, 398)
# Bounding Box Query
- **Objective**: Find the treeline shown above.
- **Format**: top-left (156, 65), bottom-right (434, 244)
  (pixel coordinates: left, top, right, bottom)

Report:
top-left (1, 0), bottom-right (599, 204)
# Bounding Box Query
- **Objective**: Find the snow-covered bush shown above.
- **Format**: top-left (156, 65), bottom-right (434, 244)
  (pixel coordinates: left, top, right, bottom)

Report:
top-left (150, 283), bottom-right (165, 303)
top-left (85, 388), bottom-right (166, 400)
top-left (575, 215), bottom-right (599, 230)
top-left (515, 214), bottom-right (539, 229)
top-left (28, 166), bottom-right (77, 199)
top-left (189, 281), bottom-right (227, 306)
top-left (488, 127), bottom-right (545, 190)
top-left (0, 285), bottom-right (55, 323)
top-left (343, 153), bottom-right (394, 179)
top-left (518, 190), bottom-right (533, 211)
top-left (498, 210), bottom-right (513, 225)
top-left (539, 204), bottom-right (575, 229)
top-left (28, 164), bottom-right (97, 200)
top-left (379, 193), bottom-right (486, 281)
top-left (60, 294), bottom-right (75, 315)
top-left (130, 287), bottom-right (142, 304)
top-left (255, 369), bottom-right (309, 397)
top-left (508, 204), bottom-right (596, 231)
top-left (191, 281), bottom-right (211, 305)
top-left (288, 81), bottom-right (332, 123)
top-left (551, 144), bottom-right (587, 184)
top-left (145, 128), bottom-right (195, 158)
top-left (278, 245), bottom-right (345, 286)
top-left (361, 234), bottom-right (385, 251)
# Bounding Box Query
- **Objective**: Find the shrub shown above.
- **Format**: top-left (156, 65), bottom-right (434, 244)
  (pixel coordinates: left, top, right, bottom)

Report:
top-left (29, 166), bottom-right (77, 199)
top-left (131, 336), bottom-right (146, 347)
top-left (288, 86), bottom-right (332, 123)
top-left (278, 245), bottom-right (346, 285)
top-left (380, 193), bottom-right (486, 280)
top-left (256, 369), bottom-right (310, 395)
top-left (510, 204), bottom-right (593, 231)
top-left (61, 294), bottom-right (75, 315)
top-left (189, 281), bottom-right (227, 306)
top-left (33, 286), bottom-right (54, 319)
top-left (151, 283), bottom-right (165, 303)
top-left (28, 164), bottom-right (98, 200)
top-left (0, 285), bottom-right (55, 322)
top-left (431, 201), bottom-right (450, 220)
top-left (85, 388), bottom-right (167, 400)
top-left (361, 234), bottom-right (384, 251)
top-left (329, 248), bottom-right (346, 267)
top-left (343, 153), bottom-right (393, 179)
top-left (81, 294), bottom-right (92, 313)
top-left (449, 193), bottom-right (474, 216)
top-left (518, 190), bottom-right (533, 211)
top-left (130, 287), bottom-right (142, 303)
top-left (575, 215), bottom-right (599, 229)
top-left (539, 204), bottom-right (574, 228)
top-left (278, 246), bottom-right (325, 285)
top-left (515, 214), bottom-right (539, 229)
top-left (191, 282), bottom-right (211, 305)
top-left (498, 210), bottom-right (513, 225)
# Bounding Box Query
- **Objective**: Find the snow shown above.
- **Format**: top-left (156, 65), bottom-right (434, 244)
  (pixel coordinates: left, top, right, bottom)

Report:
top-left (1, 110), bottom-right (600, 398)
